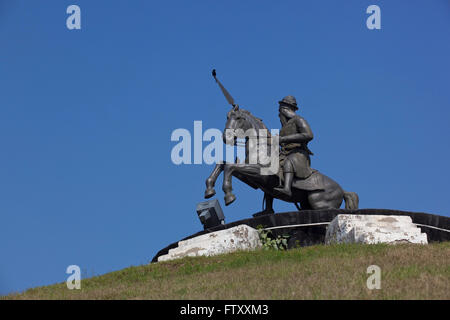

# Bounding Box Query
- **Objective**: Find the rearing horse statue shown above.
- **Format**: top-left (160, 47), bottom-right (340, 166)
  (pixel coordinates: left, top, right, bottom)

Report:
top-left (204, 70), bottom-right (359, 216)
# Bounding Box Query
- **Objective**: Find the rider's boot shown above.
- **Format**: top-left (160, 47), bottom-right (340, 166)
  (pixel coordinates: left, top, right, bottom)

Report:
top-left (274, 172), bottom-right (293, 197)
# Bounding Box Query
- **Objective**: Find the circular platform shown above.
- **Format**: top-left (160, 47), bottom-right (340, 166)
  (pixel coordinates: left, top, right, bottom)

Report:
top-left (151, 209), bottom-right (450, 263)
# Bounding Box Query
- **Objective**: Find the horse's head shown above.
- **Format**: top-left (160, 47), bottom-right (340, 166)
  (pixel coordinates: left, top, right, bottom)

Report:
top-left (224, 105), bottom-right (245, 145)
top-left (223, 105), bottom-right (269, 145)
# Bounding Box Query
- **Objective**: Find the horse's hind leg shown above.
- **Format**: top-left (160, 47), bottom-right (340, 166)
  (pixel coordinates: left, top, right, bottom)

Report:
top-left (205, 163), bottom-right (224, 199)
top-left (265, 194), bottom-right (274, 213)
top-left (253, 193), bottom-right (275, 217)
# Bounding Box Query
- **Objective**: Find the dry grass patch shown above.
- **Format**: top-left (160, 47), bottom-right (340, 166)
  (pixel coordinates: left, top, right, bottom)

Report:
top-left (3, 242), bottom-right (449, 300)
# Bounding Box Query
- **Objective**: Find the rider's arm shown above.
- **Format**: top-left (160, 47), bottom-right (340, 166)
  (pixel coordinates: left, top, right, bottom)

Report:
top-left (280, 116), bottom-right (313, 144)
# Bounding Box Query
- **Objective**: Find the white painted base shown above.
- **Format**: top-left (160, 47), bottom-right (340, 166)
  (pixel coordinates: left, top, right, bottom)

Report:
top-left (158, 225), bottom-right (262, 262)
top-left (325, 214), bottom-right (428, 245)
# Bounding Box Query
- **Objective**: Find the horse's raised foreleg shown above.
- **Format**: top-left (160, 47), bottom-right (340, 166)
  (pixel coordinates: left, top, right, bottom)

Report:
top-left (204, 163), bottom-right (224, 199)
top-left (222, 163), bottom-right (236, 205)
top-left (222, 164), bottom-right (265, 206)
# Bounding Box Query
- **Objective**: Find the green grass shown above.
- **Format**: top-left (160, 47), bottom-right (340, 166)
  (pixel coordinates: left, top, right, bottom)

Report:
top-left (3, 242), bottom-right (450, 300)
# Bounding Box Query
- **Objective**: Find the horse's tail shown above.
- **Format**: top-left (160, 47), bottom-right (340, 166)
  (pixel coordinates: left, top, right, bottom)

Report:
top-left (343, 191), bottom-right (359, 210)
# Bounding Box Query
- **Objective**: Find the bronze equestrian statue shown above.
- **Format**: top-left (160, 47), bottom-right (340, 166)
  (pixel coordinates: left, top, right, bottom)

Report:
top-left (204, 70), bottom-right (359, 215)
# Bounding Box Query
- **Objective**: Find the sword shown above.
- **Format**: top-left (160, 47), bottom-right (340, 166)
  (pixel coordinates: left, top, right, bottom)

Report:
top-left (212, 69), bottom-right (237, 107)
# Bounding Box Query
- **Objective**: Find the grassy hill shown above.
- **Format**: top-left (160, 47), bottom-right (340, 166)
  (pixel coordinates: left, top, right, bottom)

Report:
top-left (3, 242), bottom-right (450, 300)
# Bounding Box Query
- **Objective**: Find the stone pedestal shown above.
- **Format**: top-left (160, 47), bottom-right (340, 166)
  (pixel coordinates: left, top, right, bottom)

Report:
top-left (325, 214), bottom-right (428, 244)
top-left (158, 224), bottom-right (262, 262)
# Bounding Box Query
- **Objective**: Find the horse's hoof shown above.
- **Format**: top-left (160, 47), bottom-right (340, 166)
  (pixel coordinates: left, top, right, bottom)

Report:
top-left (224, 193), bottom-right (236, 206)
top-left (204, 188), bottom-right (216, 199)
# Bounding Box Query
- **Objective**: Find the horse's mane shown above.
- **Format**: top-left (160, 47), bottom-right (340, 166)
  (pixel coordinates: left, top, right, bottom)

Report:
top-left (237, 108), bottom-right (268, 131)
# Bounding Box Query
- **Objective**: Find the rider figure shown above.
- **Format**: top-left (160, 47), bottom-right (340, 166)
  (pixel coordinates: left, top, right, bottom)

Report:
top-left (274, 96), bottom-right (314, 197)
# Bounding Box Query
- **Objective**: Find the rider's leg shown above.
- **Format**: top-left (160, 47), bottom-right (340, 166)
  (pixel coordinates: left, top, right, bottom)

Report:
top-left (274, 160), bottom-right (294, 197)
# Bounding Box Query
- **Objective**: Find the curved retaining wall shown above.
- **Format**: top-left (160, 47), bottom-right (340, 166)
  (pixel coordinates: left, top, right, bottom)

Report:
top-left (151, 209), bottom-right (450, 263)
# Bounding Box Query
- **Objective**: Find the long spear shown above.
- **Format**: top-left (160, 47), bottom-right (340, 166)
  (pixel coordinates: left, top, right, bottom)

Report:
top-left (212, 69), bottom-right (237, 107)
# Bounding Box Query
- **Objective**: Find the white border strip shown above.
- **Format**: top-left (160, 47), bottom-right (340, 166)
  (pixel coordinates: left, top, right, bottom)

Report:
top-left (262, 222), bottom-right (450, 233)
top-left (263, 222), bottom-right (330, 231)
top-left (414, 223), bottom-right (450, 233)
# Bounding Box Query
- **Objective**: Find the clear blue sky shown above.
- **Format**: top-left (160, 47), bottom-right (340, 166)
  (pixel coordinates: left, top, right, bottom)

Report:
top-left (1, 0), bottom-right (449, 295)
